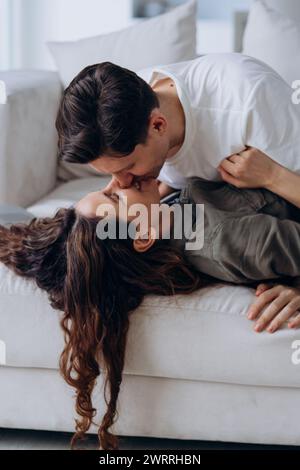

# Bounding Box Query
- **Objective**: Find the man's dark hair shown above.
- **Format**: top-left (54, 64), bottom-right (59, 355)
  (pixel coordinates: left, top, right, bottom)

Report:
top-left (55, 62), bottom-right (160, 164)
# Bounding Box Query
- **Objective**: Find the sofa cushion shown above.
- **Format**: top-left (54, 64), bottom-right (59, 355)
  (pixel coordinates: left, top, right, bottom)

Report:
top-left (0, 205), bottom-right (34, 226)
top-left (1, 260), bottom-right (300, 388)
top-left (27, 176), bottom-right (112, 218)
top-left (0, 71), bottom-right (62, 207)
top-left (1, 177), bottom-right (300, 388)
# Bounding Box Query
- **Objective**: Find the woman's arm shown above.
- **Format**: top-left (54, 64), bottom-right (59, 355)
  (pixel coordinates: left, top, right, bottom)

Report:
top-left (247, 283), bottom-right (300, 333)
top-left (158, 181), bottom-right (177, 199)
top-left (218, 147), bottom-right (300, 209)
top-left (207, 212), bottom-right (300, 284)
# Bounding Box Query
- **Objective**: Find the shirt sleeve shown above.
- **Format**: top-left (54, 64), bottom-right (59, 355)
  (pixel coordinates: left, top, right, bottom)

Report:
top-left (158, 163), bottom-right (188, 190)
top-left (210, 213), bottom-right (300, 284)
top-left (243, 75), bottom-right (300, 174)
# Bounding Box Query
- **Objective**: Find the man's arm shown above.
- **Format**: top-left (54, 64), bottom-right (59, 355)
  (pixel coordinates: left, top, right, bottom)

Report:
top-left (219, 147), bottom-right (300, 209)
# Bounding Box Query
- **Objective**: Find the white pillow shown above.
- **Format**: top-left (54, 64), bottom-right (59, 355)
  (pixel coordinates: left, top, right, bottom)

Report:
top-left (264, 0), bottom-right (300, 22)
top-left (47, 0), bottom-right (197, 89)
top-left (243, 0), bottom-right (300, 87)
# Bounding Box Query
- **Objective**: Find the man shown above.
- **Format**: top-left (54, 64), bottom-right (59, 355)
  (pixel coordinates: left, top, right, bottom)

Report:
top-left (55, 53), bottom-right (300, 199)
top-left (55, 53), bottom-right (300, 330)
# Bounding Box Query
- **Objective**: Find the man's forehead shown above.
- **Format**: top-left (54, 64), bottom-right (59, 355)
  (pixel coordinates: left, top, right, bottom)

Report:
top-left (91, 153), bottom-right (135, 172)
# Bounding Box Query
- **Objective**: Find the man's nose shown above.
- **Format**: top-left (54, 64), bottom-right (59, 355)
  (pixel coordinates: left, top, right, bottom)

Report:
top-left (114, 173), bottom-right (134, 189)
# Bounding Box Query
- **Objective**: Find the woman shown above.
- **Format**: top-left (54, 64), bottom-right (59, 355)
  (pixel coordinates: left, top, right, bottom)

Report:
top-left (0, 178), bottom-right (212, 451)
top-left (1, 176), bottom-right (300, 450)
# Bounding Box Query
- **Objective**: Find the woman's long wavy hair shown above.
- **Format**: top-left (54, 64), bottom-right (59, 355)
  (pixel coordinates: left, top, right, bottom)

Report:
top-left (0, 207), bottom-right (213, 449)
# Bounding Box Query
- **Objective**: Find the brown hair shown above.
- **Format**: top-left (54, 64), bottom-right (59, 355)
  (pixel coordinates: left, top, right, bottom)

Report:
top-left (0, 208), bottom-right (212, 449)
top-left (55, 62), bottom-right (159, 164)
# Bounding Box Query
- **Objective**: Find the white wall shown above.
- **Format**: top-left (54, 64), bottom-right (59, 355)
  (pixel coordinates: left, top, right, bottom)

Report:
top-left (196, 0), bottom-right (252, 19)
top-left (0, 0), bottom-right (11, 69)
top-left (11, 0), bottom-right (135, 70)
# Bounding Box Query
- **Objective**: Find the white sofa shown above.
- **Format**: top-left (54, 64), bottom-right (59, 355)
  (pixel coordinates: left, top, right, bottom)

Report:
top-left (1, 70), bottom-right (300, 448)
top-left (1, 3), bottom-right (300, 447)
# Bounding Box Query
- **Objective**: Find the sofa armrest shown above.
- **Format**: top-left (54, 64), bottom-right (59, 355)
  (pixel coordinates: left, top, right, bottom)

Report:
top-left (0, 70), bottom-right (62, 207)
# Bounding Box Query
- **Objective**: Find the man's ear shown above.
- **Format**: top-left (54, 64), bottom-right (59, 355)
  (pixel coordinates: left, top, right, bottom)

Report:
top-left (133, 226), bottom-right (157, 253)
top-left (149, 110), bottom-right (167, 135)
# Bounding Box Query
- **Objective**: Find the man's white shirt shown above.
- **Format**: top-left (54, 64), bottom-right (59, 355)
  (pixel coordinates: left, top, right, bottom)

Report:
top-left (137, 53), bottom-right (300, 189)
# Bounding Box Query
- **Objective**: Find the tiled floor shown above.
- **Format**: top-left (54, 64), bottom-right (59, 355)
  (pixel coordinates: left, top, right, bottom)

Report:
top-left (0, 428), bottom-right (299, 450)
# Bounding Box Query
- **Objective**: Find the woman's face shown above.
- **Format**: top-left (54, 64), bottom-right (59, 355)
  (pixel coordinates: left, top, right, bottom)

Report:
top-left (75, 177), bottom-right (161, 222)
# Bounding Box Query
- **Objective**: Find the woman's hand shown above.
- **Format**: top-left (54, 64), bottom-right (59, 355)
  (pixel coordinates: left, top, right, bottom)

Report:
top-left (247, 283), bottom-right (300, 333)
top-left (218, 147), bottom-right (279, 189)
top-left (158, 181), bottom-right (177, 199)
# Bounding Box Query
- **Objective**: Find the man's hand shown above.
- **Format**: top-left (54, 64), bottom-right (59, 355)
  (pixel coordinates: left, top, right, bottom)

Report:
top-left (218, 147), bottom-right (279, 189)
top-left (247, 283), bottom-right (300, 333)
